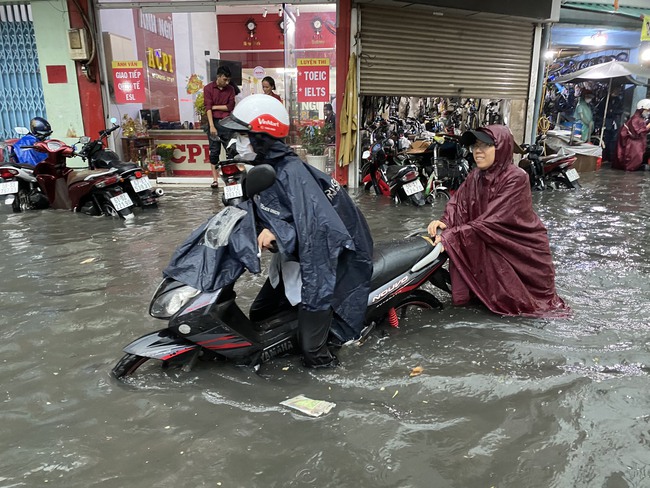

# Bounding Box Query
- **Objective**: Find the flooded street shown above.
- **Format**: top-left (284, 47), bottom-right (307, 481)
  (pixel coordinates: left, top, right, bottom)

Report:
top-left (2, 168), bottom-right (650, 488)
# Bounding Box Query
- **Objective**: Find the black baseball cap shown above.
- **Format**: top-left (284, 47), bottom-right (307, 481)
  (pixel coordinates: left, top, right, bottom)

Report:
top-left (460, 129), bottom-right (494, 147)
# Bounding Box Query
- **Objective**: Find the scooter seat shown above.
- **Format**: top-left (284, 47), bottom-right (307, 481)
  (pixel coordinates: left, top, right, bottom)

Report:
top-left (67, 169), bottom-right (116, 185)
top-left (370, 236), bottom-right (436, 290)
top-left (113, 162), bottom-right (140, 173)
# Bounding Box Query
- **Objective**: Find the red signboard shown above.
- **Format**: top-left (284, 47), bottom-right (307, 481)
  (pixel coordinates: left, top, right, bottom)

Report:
top-left (112, 61), bottom-right (146, 104)
top-left (297, 58), bottom-right (330, 103)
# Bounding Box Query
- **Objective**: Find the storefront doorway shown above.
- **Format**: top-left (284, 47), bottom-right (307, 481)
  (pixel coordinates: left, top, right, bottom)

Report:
top-left (97, 2), bottom-right (337, 176)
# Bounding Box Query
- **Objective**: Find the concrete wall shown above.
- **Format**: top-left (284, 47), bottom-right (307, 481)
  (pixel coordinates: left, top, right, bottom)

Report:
top-left (31, 0), bottom-right (84, 143)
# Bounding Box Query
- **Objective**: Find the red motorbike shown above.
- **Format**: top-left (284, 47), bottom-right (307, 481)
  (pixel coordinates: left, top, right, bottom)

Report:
top-left (519, 142), bottom-right (580, 190)
top-left (30, 139), bottom-right (136, 219)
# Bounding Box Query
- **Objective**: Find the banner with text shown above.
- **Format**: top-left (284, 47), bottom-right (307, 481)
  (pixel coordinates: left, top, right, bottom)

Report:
top-left (112, 61), bottom-right (146, 104)
top-left (297, 58), bottom-right (330, 103)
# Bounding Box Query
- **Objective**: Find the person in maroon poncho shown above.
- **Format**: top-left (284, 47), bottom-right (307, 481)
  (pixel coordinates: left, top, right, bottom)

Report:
top-left (612, 98), bottom-right (650, 172)
top-left (427, 125), bottom-right (570, 318)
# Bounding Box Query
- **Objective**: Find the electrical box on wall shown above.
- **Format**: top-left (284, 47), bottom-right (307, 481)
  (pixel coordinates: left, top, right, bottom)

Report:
top-left (67, 28), bottom-right (90, 61)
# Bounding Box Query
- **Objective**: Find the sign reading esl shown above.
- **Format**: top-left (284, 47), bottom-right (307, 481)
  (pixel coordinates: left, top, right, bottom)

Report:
top-left (112, 60), bottom-right (146, 104)
top-left (297, 58), bottom-right (330, 103)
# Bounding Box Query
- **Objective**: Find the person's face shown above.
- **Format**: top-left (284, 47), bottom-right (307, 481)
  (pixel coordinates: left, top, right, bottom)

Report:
top-left (262, 81), bottom-right (272, 95)
top-left (216, 74), bottom-right (231, 88)
top-left (471, 141), bottom-right (496, 170)
top-left (324, 107), bottom-right (332, 116)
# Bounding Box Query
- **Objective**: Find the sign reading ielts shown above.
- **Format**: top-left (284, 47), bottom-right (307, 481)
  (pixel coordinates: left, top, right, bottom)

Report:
top-left (297, 58), bottom-right (330, 103)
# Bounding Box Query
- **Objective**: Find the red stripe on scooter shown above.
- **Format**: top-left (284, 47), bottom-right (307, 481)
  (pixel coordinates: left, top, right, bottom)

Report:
top-left (197, 335), bottom-right (238, 345)
top-left (160, 347), bottom-right (196, 361)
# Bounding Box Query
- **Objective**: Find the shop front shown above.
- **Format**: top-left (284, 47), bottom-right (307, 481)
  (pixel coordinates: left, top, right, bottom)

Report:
top-left (96, 2), bottom-right (337, 176)
top-left (540, 4), bottom-right (650, 165)
top-left (355, 4), bottom-right (544, 147)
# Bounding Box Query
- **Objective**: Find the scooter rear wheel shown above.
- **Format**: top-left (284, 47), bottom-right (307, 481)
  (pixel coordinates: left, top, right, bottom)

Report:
top-left (383, 290), bottom-right (443, 325)
top-left (112, 353), bottom-right (150, 378)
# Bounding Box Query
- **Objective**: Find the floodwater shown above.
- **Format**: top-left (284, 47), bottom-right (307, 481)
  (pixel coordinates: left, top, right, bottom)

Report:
top-left (1, 168), bottom-right (650, 488)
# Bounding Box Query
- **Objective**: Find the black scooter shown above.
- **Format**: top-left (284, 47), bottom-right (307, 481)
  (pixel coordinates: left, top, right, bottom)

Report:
top-left (111, 165), bottom-right (450, 378)
top-left (76, 119), bottom-right (164, 208)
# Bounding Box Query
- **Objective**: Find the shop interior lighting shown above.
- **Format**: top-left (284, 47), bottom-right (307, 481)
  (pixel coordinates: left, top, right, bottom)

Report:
top-left (580, 31), bottom-right (607, 46)
top-left (278, 7), bottom-right (283, 16)
top-left (544, 50), bottom-right (557, 60)
top-left (263, 8), bottom-right (267, 18)
top-left (296, 7), bottom-right (300, 16)
top-left (642, 48), bottom-right (650, 62)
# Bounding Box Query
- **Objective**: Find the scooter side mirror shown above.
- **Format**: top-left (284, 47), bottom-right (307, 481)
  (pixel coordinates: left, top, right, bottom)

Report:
top-left (15, 127), bottom-right (29, 135)
top-left (80, 136), bottom-right (91, 144)
top-left (110, 117), bottom-right (118, 124)
top-left (244, 164), bottom-right (276, 198)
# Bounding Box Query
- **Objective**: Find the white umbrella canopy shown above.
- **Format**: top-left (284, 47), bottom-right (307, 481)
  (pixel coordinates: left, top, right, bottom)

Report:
top-left (554, 60), bottom-right (650, 84)
top-left (553, 60), bottom-right (650, 146)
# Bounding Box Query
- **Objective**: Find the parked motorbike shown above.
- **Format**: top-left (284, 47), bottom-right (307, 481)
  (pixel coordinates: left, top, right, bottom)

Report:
top-left (361, 139), bottom-right (426, 206)
top-left (518, 141), bottom-right (580, 190)
top-left (217, 138), bottom-right (247, 207)
top-left (0, 129), bottom-right (49, 212)
top-left (76, 119), bottom-right (164, 208)
top-left (111, 165), bottom-right (450, 378)
top-left (29, 139), bottom-right (136, 219)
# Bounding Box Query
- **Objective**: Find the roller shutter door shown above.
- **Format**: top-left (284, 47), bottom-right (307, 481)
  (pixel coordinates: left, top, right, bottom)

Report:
top-left (359, 5), bottom-right (534, 99)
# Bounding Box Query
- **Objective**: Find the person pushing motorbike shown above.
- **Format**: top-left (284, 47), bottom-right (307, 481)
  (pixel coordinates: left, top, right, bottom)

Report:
top-left (12, 117), bottom-right (53, 166)
top-left (219, 94), bottom-right (373, 368)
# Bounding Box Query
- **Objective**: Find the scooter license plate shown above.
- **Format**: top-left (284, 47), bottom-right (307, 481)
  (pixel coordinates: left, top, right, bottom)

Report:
top-left (223, 183), bottom-right (243, 200)
top-left (403, 179), bottom-right (424, 196)
top-left (110, 192), bottom-right (134, 211)
top-left (0, 180), bottom-right (18, 195)
top-left (565, 168), bottom-right (580, 182)
top-left (130, 177), bottom-right (152, 192)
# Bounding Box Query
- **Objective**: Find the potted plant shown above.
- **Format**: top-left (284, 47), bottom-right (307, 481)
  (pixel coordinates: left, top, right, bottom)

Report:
top-left (299, 125), bottom-right (328, 171)
top-left (155, 143), bottom-right (177, 176)
top-left (194, 92), bottom-right (207, 127)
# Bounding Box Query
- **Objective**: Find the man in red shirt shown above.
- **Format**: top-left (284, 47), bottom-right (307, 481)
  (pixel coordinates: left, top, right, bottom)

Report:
top-left (204, 66), bottom-right (236, 188)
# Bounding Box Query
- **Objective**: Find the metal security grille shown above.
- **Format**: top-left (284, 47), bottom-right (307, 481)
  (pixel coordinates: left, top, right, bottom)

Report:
top-left (0, 4), bottom-right (46, 140)
top-left (359, 5), bottom-right (534, 99)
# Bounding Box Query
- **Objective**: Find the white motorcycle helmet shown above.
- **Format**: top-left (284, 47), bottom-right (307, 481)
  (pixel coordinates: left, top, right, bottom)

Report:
top-left (219, 94), bottom-right (290, 138)
top-left (636, 99), bottom-right (650, 111)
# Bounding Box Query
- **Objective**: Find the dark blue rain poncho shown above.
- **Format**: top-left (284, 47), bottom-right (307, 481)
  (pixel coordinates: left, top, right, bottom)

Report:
top-left (255, 140), bottom-right (373, 341)
top-left (162, 202), bottom-right (261, 292)
top-left (13, 134), bottom-right (48, 166)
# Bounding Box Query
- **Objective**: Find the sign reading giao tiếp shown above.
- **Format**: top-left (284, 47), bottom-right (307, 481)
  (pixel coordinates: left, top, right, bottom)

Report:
top-left (112, 61), bottom-right (146, 104)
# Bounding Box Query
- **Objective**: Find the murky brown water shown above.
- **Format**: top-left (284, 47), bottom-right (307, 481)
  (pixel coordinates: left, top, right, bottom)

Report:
top-left (2, 168), bottom-right (650, 487)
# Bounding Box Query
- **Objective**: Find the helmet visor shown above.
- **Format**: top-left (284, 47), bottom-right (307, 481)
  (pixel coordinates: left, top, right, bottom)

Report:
top-left (218, 115), bottom-right (250, 133)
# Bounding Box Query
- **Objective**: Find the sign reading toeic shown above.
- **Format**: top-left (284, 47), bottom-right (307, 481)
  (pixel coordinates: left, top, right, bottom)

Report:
top-left (297, 58), bottom-right (330, 103)
top-left (112, 61), bottom-right (146, 104)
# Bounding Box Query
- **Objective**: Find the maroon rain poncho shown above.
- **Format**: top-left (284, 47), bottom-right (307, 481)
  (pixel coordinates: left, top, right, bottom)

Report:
top-left (612, 109), bottom-right (649, 171)
top-left (439, 125), bottom-right (570, 318)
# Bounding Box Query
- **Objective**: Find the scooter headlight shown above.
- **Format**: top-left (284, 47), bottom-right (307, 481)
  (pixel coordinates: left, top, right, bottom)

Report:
top-left (150, 285), bottom-right (200, 318)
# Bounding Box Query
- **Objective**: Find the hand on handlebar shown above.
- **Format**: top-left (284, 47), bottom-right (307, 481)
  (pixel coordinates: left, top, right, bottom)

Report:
top-left (427, 220), bottom-right (447, 247)
top-left (257, 228), bottom-right (278, 253)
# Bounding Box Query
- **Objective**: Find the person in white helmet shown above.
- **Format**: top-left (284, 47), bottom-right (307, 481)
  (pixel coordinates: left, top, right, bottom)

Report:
top-left (219, 94), bottom-right (373, 368)
top-left (613, 98), bottom-right (650, 171)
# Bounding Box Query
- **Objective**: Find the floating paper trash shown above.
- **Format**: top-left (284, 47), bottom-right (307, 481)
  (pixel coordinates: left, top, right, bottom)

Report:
top-left (280, 395), bottom-right (336, 417)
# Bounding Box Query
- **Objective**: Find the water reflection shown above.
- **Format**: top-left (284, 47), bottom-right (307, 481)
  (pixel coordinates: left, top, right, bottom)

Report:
top-left (1, 169), bottom-right (650, 487)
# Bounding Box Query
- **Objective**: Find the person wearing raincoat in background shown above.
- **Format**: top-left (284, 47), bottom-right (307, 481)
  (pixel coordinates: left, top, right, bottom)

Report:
top-left (427, 125), bottom-right (570, 318)
top-left (573, 90), bottom-right (594, 143)
top-left (13, 117), bottom-right (52, 166)
top-left (219, 94), bottom-right (373, 369)
top-left (612, 98), bottom-right (650, 172)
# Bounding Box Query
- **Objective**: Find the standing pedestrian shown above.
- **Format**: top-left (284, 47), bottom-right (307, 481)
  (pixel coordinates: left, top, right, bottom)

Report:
top-left (204, 66), bottom-right (236, 188)
top-left (612, 98), bottom-right (650, 171)
top-left (261, 76), bottom-right (282, 103)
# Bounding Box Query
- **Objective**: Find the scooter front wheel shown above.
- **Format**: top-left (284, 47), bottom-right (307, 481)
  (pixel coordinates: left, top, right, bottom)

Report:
top-left (112, 353), bottom-right (151, 378)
